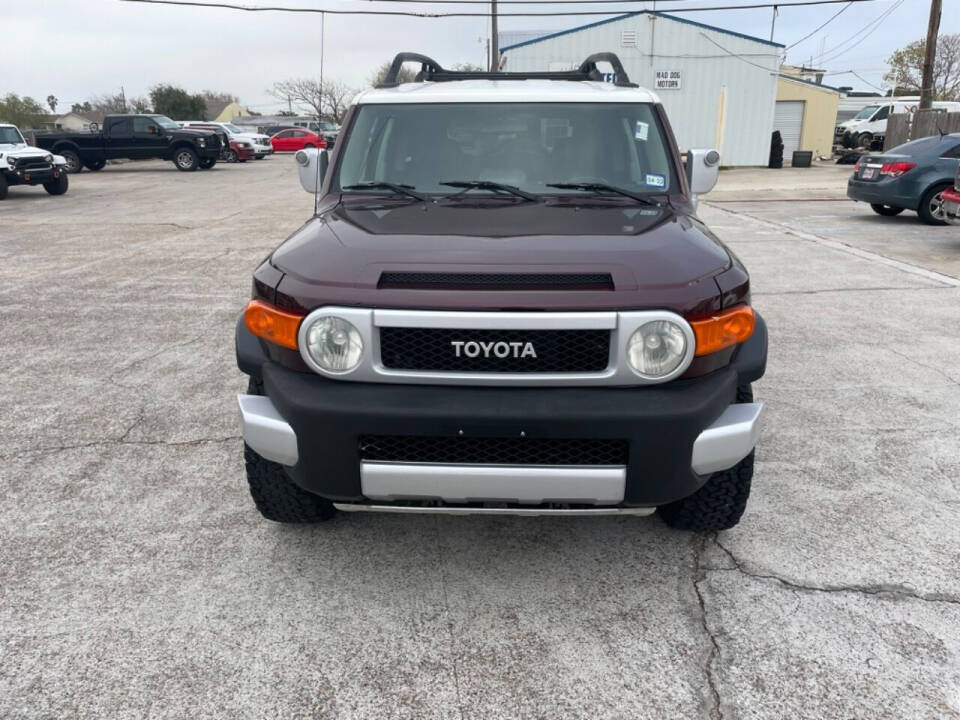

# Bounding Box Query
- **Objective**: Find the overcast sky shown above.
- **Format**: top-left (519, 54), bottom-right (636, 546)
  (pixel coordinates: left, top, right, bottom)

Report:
top-left (7, 0), bottom-right (955, 114)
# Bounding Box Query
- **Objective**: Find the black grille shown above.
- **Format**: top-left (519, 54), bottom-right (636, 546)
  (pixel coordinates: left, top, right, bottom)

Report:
top-left (16, 156), bottom-right (52, 170)
top-left (360, 435), bottom-right (628, 466)
top-left (378, 272), bottom-right (614, 291)
top-left (379, 327), bottom-right (610, 373)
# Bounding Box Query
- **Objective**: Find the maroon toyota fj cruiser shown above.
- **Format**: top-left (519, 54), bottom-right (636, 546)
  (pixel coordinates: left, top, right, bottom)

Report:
top-left (236, 54), bottom-right (767, 531)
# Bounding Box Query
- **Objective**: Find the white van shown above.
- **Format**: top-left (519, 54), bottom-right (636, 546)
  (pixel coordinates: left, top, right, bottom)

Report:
top-left (837, 99), bottom-right (960, 148)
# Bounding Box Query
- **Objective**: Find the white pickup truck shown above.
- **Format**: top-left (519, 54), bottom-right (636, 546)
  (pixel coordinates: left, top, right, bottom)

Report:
top-left (0, 124), bottom-right (69, 199)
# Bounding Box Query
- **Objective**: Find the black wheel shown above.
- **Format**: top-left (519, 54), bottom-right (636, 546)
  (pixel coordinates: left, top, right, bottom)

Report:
top-left (244, 378), bottom-right (336, 523)
top-left (303, 143), bottom-right (316, 149)
top-left (0, 174), bottom-right (7, 200)
top-left (43, 173), bottom-right (69, 196)
top-left (856, 132), bottom-right (873, 148)
top-left (870, 203), bottom-right (904, 216)
top-left (224, 149), bottom-right (238, 163)
top-left (658, 385), bottom-right (755, 532)
top-left (173, 147), bottom-right (199, 172)
top-left (84, 159), bottom-right (106, 171)
top-left (254, 155), bottom-right (265, 160)
top-left (199, 157), bottom-right (217, 170)
top-left (59, 149), bottom-right (82, 173)
top-left (918, 183), bottom-right (951, 226)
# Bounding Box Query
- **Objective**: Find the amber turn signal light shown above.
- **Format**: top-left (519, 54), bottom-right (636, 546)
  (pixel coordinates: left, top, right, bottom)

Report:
top-left (690, 305), bottom-right (755, 357)
top-left (244, 300), bottom-right (304, 350)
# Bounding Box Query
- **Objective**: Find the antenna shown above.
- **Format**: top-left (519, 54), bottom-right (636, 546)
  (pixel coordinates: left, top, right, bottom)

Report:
top-left (314, 10), bottom-right (325, 214)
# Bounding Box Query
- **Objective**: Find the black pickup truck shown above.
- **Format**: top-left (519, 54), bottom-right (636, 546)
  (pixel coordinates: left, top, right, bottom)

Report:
top-left (34, 114), bottom-right (223, 172)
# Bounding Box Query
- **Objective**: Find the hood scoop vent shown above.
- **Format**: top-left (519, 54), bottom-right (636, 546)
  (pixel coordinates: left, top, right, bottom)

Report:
top-left (378, 272), bottom-right (614, 291)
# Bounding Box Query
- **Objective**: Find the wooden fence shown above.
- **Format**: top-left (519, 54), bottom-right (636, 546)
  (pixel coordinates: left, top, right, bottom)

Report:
top-left (885, 111), bottom-right (960, 150)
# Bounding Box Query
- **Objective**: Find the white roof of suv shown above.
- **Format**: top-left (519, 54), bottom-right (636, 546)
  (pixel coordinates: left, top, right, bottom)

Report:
top-left (353, 79), bottom-right (660, 106)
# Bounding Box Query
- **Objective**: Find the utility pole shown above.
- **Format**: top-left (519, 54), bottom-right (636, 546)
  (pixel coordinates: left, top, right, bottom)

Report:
top-left (769, 4), bottom-right (778, 42)
top-left (919, 0), bottom-right (941, 110)
top-left (120, 85), bottom-right (127, 113)
top-left (490, 0), bottom-right (499, 72)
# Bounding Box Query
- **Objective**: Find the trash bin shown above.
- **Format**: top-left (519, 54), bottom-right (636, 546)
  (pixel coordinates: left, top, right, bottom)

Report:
top-left (791, 150), bottom-right (813, 168)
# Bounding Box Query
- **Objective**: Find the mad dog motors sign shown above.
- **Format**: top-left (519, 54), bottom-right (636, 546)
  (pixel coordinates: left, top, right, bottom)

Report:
top-left (655, 70), bottom-right (682, 90)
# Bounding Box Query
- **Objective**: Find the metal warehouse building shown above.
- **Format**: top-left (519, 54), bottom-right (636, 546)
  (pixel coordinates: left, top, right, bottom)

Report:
top-left (500, 11), bottom-right (784, 166)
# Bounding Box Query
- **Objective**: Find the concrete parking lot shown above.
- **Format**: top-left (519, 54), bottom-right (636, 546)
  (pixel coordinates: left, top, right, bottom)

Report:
top-left (2, 159), bottom-right (959, 719)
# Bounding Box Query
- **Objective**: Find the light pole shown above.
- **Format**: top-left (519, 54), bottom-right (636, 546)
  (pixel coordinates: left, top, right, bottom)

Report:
top-left (490, 0), bottom-right (499, 72)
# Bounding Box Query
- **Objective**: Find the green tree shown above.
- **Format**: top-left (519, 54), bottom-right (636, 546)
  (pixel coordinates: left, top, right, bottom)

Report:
top-left (149, 84), bottom-right (207, 120)
top-left (369, 60), bottom-right (416, 87)
top-left (0, 93), bottom-right (47, 128)
top-left (71, 101), bottom-right (92, 113)
top-left (885, 33), bottom-right (960, 101)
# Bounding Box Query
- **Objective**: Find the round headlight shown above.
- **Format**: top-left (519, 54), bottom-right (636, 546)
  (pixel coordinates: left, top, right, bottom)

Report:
top-left (627, 320), bottom-right (688, 378)
top-left (304, 316), bottom-right (363, 373)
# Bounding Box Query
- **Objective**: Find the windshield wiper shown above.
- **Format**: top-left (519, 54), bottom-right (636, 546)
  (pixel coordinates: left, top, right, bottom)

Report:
top-left (546, 182), bottom-right (662, 207)
top-left (440, 180), bottom-right (540, 202)
top-left (342, 182), bottom-right (427, 201)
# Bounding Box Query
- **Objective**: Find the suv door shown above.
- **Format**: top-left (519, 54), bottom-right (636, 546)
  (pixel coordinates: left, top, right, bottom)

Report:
top-left (131, 116), bottom-right (168, 159)
top-left (104, 117), bottom-right (134, 159)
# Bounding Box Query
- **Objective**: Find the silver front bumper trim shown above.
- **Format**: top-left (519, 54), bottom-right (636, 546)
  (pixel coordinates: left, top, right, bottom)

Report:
top-left (334, 503), bottom-right (655, 517)
top-left (360, 461), bottom-right (626, 505)
top-left (236, 394), bottom-right (763, 486)
top-left (237, 394), bottom-right (299, 466)
top-left (691, 402), bottom-right (764, 475)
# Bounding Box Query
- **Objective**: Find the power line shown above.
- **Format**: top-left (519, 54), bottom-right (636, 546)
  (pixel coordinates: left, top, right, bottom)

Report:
top-left (784, 0), bottom-right (853, 50)
top-left (117, 0), bottom-right (881, 18)
top-left (812, 0), bottom-right (903, 64)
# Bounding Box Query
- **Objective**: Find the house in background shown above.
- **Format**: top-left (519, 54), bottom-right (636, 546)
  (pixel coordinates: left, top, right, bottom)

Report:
top-left (500, 11), bottom-right (784, 166)
top-left (775, 68), bottom-right (841, 160)
top-left (205, 100), bottom-right (251, 123)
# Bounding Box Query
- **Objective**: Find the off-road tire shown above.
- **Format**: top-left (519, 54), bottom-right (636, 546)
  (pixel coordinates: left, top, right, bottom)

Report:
top-left (658, 385), bottom-right (755, 532)
top-left (199, 157), bottom-right (217, 170)
top-left (43, 173), bottom-right (69, 195)
top-left (173, 147), bottom-right (199, 172)
top-left (84, 159), bottom-right (106, 171)
top-left (0, 174), bottom-right (8, 200)
top-left (59, 149), bottom-right (82, 173)
top-left (918, 183), bottom-right (950, 226)
top-left (244, 377), bottom-right (336, 523)
top-left (871, 203), bottom-right (903, 216)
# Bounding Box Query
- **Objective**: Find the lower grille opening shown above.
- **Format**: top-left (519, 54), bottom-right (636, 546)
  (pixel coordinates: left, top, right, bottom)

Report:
top-left (359, 435), bottom-right (628, 466)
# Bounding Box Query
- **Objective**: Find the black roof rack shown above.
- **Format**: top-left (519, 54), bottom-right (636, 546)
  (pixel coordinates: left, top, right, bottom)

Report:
top-left (376, 52), bottom-right (638, 89)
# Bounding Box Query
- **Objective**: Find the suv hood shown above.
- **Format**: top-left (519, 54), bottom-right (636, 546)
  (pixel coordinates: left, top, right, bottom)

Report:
top-left (271, 200), bottom-right (737, 315)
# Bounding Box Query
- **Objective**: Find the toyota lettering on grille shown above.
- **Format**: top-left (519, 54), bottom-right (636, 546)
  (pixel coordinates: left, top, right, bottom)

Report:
top-left (451, 340), bottom-right (537, 359)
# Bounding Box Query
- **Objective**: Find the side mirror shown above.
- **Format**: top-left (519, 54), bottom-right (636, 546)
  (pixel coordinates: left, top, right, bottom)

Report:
top-left (685, 148), bottom-right (721, 206)
top-left (295, 148), bottom-right (328, 194)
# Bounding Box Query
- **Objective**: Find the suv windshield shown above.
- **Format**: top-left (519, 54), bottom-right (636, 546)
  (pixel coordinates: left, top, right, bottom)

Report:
top-left (153, 116), bottom-right (181, 131)
top-left (0, 126), bottom-right (25, 144)
top-left (337, 103), bottom-right (675, 196)
top-left (852, 105), bottom-right (879, 121)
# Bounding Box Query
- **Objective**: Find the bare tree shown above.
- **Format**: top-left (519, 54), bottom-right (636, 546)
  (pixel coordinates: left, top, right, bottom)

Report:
top-left (201, 90), bottom-right (239, 105)
top-left (46, 95), bottom-right (58, 113)
top-left (321, 80), bottom-right (356, 124)
top-left (89, 92), bottom-right (128, 114)
top-left (130, 96), bottom-right (152, 113)
top-left (885, 33), bottom-right (960, 101)
top-left (268, 78), bottom-right (323, 118)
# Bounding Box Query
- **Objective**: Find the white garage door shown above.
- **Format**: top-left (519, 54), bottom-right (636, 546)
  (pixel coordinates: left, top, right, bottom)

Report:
top-left (774, 101), bottom-right (805, 159)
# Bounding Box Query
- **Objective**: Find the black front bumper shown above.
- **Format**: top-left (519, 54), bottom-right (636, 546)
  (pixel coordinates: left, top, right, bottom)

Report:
top-left (237, 313), bottom-right (767, 506)
top-left (5, 166), bottom-right (58, 185)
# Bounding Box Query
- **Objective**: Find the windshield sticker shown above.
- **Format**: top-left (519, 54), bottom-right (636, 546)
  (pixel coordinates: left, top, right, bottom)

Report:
top-left (634, 121), bottom-right (649, 141)
top-left (645, 173), bottom-right (666, 188)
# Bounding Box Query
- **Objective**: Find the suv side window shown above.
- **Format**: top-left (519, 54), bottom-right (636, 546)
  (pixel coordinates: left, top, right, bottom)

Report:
top-left (132, 117), bottom-right (158, 135)
top-left (941, 143), bottom-right (960, 159)
top-left (108, 118), bottom-right (133, 136)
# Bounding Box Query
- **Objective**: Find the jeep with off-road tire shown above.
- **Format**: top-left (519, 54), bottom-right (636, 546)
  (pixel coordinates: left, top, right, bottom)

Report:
top-left (235, 53), bottom-right (767, 531)
top-left (0, 124), bottom-right (69, 199)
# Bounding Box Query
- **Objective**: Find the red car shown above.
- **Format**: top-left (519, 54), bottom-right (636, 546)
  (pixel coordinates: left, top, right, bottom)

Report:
top-left (270, 128), bottom-right (326, 152)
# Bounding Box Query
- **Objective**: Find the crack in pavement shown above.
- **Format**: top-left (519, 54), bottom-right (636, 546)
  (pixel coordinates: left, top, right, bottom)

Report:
top-left (0, 434), bottom-right (242, 462)
top-left (692, 535), bottom-right (724, 720)
top-left (883, 346), bottom-right (960, 388)
top-left (711, 535), bottom-right (960, 606)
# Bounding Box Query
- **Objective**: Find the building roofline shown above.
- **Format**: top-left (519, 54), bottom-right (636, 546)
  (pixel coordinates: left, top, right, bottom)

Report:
top-left (777, 73), bottom-right (842, 93)
top-left (500, 10), bottom-right (785, 53)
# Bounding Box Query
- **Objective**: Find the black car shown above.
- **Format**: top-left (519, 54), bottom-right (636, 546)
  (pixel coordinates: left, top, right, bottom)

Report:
top-left (34, 114), bottom-right (222, 172)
